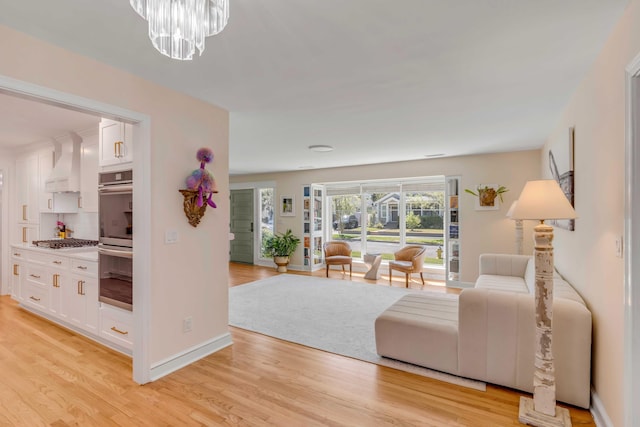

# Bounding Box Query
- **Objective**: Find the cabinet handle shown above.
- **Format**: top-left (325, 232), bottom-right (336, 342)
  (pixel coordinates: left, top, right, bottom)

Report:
top-left (13, 264), bottom-right (19, 276)
top-left (53, 274), bottom-right (60, 288)
top-left (53, 260), bottom-right (62, 265)
top-left (78, 197), bottom-right (82, 209)
top-left (114, 141), bottom-right (124, 158)
top-left (29, 274), bottom-right (41, 279)
top-left (22, 205), bottom-right (27, 221)
top-left (110, 326), bottom-right (128, 335)
top-left (48, 198), bottom-right (52, 210)
top-left (77, 266), bottom-right (88, 270)
top-left (13, 252), bottom-right (21, 257)
top-left (30, 296), bottom-right (41, 302)
top-left (78, 280), bottom-right (85, 295)
top-left (22, 227), bottom-right (27, 243)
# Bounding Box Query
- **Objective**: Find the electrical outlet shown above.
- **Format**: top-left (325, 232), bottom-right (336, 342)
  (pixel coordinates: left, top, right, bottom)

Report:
top-left (183, 316), bottom-right (193, 333)
top-left (165, 230), bottom-right (179, 244)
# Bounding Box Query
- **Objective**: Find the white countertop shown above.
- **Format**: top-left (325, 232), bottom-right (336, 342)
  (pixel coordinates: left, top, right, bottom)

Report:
top-left (12, 243), bottom-right (98, 262)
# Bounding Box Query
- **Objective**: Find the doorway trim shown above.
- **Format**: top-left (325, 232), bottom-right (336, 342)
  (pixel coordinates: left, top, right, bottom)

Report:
top-left (0, 74), bottom-right (152, 384)
top-left (624, 53), bottom-right (640, 427)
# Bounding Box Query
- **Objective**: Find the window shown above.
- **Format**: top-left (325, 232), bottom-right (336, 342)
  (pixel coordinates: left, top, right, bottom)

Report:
top-left (259, 188), bottom-right (274, 259)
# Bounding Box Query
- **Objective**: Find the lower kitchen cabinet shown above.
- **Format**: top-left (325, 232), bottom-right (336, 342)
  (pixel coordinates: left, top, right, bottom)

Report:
top-left (10, 246), bottom-right (130, 355)
top-left (99, 304), bottom-right (133, 350)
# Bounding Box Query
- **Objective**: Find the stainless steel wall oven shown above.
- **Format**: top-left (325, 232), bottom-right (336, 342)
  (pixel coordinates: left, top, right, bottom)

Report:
top-left (98, 170), bottom-right (133, 311)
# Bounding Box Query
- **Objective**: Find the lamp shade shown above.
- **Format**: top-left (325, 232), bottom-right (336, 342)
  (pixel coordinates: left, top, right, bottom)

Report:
top-left (510, 180), bottom-right (577, 220)
top-left (506, 200), bottom-right (518, 218)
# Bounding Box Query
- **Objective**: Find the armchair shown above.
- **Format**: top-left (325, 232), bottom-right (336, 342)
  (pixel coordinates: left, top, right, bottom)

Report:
top-left (323, 241), bottom-right (353, 278)
top-left (388, 245), bottom-right (426, 287)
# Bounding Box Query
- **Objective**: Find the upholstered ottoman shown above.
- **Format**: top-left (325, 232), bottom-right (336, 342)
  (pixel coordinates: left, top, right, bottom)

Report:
top-left (374, 292), bottom-right (459, 375)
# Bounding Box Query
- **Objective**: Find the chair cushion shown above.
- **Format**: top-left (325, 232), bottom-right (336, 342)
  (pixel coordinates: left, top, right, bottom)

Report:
top-left (326, 255), bottom-right (352, 264)
top-left (389, 260), bottom-right (413, 272)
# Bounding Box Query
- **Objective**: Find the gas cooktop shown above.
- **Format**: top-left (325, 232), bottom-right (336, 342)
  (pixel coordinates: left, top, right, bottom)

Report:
top-left (32, 238), bottom-right (99, 249)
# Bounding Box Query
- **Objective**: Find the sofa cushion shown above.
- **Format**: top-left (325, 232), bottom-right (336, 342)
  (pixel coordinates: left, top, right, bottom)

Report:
top-left (375, 292), bottom-right (459, 375)
top-left (475, 274), bottom-right (529, 293)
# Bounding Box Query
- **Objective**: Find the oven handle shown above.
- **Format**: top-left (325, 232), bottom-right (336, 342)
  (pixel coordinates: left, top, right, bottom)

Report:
top-left (98, 184), bottom-right (133, 194)
top-left (98, 248), bottom-right (133, 259)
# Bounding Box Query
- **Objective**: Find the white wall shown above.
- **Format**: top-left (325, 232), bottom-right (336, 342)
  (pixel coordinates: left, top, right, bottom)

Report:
top-left (0, 25), bottom-right (230, 378)
top-left (539, 1), bottom-right (639, 425)
top-left (231, 149), bottom-right (541, 282)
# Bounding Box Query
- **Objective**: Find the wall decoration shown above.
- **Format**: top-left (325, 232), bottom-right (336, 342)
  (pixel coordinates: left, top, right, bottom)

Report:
top-left (548, 127), bottom-right (575, 231)
top-left (180, 147), bottom-right (218, 227)
top-left (464, 184), bottom-right (508, 211)
top-left (280, 195), bottom-right (295, 216)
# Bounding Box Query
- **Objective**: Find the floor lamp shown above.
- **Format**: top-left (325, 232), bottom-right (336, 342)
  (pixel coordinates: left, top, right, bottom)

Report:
top-left (510, 180), bottom-right (577, 427)
top-left (506, 200), bottom-right (524, 255)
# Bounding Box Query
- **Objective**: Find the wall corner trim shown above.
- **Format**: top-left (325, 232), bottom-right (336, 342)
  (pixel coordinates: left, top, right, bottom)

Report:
top-left (590, 388), bottom-right (613, 427)
top-left (148, 333), bottom-right (233, 381)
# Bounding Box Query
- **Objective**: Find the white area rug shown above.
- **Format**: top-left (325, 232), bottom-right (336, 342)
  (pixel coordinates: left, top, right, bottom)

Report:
top-left (229, 274), bottom-right (485, 391)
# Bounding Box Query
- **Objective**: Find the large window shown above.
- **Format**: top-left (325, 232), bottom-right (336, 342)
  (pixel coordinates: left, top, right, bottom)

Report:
top-left (326, 178), bottom-right (445, 269)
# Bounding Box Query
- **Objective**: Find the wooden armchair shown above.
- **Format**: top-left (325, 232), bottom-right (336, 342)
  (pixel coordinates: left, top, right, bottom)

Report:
top-left (388, 245), bottom-right (426, 287)
top-left (323, 241), bottom-right (353, 278)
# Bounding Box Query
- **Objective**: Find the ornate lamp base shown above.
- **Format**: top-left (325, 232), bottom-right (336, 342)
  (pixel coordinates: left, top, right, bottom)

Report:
top-left (519, 397), bottom-right (572, 427)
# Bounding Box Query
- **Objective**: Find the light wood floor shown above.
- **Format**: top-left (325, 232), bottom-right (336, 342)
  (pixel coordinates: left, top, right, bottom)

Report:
top-left (0, 263), bottom-right (595, 426)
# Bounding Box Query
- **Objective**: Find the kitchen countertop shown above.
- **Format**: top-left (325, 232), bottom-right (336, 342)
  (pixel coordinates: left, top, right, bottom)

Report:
top-left (12, 243), bottom-right (99, 262)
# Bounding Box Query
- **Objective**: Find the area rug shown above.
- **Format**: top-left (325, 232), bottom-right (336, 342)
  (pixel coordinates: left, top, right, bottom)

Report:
top-left (229, 274), bottom-right (485, 391)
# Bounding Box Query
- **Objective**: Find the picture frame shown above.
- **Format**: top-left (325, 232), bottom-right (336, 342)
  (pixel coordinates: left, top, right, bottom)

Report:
top-left (548, 127), bottom-right (575, 231)
top-left (280, 195), bottom-right (295, 216)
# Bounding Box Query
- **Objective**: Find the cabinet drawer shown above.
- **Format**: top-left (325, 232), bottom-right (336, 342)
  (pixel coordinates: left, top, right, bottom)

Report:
top-left (25, 264), bottom-right (49, 287)
top-left (29, 251), bottom-right (69, 268)
top-left (23, 282), bottom-right (49, 312)
top-left (11, 248), bottom-right (26, 260)
top-left (100, 305), bottom-right (133, 350)
top-left (70, 259), bottom-right (98, 277)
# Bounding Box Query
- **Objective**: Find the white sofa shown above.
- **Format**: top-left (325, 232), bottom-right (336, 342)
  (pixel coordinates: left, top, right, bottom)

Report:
top-left (375, 253), bottom-right (592, 409)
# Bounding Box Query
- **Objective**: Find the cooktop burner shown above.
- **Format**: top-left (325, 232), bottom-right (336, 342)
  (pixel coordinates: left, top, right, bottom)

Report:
top-left (32, 238), bottom-right (99, 249)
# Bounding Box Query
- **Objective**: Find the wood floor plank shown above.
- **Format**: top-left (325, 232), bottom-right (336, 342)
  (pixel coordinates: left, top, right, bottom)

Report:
top-left (0, 263), bottom-right (595, 426)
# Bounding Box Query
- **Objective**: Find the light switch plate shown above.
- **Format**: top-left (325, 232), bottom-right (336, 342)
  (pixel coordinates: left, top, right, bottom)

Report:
top-left (165, 230), bottom-right (179, 244)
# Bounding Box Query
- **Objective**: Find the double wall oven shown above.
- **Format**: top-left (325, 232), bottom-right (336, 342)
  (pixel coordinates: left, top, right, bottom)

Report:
top-left (98, 170), bottom-right (133, 311)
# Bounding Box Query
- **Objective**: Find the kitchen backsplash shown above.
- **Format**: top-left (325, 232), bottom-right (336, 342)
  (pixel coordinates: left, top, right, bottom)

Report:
top-left (41, 211), bottom-right (98, 240)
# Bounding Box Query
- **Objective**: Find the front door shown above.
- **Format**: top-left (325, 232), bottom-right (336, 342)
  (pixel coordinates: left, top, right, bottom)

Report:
top-left (230, 189), bottom-right (254, 264)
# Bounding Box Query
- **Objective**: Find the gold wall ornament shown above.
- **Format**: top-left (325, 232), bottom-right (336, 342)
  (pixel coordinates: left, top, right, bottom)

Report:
top-left (179, 189), bottom-right (217, 227)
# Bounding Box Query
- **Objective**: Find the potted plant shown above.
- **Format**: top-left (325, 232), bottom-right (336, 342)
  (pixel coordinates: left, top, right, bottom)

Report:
top-left (465, 185), bottom-right (508, 207)
top-left (264, 229), bottom-right (301, 272)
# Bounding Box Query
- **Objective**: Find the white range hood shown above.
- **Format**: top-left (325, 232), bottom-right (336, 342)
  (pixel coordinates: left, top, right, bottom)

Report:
top-left (45, 131), bottom-right (82, 193)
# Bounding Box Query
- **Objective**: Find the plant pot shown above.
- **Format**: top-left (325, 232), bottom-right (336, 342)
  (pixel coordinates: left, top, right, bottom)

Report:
top-left (274, 256), bottom-right (290, 272)
top-left (478, 188), bottom-right (498, 206)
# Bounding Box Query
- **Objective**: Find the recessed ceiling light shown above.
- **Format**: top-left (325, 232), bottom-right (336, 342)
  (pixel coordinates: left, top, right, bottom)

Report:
top-left (308, 145), bottom-right (334, 152)
top-left (424, 153), bottom-right (445, 158)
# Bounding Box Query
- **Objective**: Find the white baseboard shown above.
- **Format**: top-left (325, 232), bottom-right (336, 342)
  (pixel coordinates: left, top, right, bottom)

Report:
top-left (591, 388), bottom-right (613, 427)
top-left (149, 332), bottom-right (233, 381)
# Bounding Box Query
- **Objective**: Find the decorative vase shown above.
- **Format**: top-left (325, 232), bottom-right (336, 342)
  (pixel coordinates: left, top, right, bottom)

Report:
top-left (274, 256), bottom-right (290, 273)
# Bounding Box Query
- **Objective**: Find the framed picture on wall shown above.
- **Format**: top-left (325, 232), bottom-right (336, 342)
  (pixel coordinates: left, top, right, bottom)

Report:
top-left (548, 127), bottom-right (575, 231)
top-left (280, 195), bottom-right (295, 216)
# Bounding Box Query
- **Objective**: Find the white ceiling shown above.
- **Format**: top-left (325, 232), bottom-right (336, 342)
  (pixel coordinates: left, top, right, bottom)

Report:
top-left (0, 0), bottom-right (629, 174)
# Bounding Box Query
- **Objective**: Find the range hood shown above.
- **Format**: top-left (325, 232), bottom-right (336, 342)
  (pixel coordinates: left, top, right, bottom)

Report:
top-left (45, 131), bottom-right (82, 193)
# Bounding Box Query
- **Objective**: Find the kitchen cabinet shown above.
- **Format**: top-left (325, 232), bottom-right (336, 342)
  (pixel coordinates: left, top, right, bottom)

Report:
top-left (99, 118), bottom-right (133, 167)
top-left (80, 136), bottom-right (99, 212)
top-left (15, 153), bottom-right (38, 225)
top-left (99, 304), bottom-right (133, 350)
top-left (9, 246), bottom-right (114, 352)
top-left (16, 224), bottom-right (38, 245)
top-left (38, 149), bottom-right (54, 213)
top-left (66, 259), bottom-right (99, 334)
top-left (10, 249), bottom-right (25, 302)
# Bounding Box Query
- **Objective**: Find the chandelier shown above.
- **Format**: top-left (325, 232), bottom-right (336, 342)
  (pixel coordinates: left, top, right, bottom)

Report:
top-left (130, 0), bottom-right (229, 60)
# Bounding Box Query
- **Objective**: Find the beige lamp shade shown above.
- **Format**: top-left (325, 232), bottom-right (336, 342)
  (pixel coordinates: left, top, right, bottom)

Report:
top-left (506, 200), bottom-right (518, 218)
top-left (510, 180), bottom-right (577, 221)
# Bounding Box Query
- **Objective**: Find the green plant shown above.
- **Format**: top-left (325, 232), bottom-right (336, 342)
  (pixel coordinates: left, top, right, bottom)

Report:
top-left (264, 229), bottom-right (301, 258)
top-left (465, 185), bottom-right (509, 205)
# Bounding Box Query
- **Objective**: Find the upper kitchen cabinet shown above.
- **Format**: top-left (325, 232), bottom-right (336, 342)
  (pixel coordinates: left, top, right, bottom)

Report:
top-left (99, 118), bottom-right (133, 167)
top-left (80, 134), bottom-right (99, 212)
top-left (15, 152), bottom-right (39, 225)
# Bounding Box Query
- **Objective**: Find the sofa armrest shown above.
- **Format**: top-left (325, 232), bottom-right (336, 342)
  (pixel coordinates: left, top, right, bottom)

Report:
top-left (478, 253), bottom-right (531, 278)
